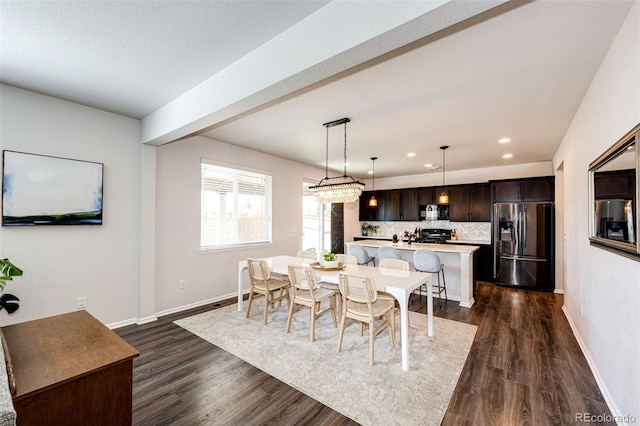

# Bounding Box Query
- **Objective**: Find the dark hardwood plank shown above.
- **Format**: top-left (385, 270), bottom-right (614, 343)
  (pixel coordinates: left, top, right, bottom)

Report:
top-left (114, 282), bottom-right (612, 425)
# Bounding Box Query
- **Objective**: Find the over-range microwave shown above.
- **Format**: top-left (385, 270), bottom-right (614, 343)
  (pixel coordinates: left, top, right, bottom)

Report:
top-left (420, 204), bottom-right (439, 220)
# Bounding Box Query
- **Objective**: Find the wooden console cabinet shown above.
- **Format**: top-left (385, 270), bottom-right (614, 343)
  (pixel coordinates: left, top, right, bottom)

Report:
top-left (2, 310), bottom-right (139, 425)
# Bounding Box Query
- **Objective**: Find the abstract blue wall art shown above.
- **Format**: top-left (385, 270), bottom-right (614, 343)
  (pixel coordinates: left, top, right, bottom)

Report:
top-left (2, 151), bottom-right (103, 226)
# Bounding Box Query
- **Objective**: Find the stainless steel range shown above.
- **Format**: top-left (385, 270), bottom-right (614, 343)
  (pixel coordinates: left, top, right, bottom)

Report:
top-left (418, 228), bottom-right (452, 244)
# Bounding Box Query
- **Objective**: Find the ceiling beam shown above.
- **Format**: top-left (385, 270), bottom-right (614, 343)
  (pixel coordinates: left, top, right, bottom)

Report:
top-left (141, 0), bottom-right (508, 146)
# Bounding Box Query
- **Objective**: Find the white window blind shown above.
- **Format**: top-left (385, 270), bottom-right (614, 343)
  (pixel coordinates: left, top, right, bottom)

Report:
top-left (201, 161), bottom-right (272, 250)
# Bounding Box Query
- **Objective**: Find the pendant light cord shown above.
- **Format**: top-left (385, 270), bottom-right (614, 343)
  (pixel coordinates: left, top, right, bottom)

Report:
top-left (324, 124), bottom-right (329, 180)
top-left (343, 122), bottom-right (348, 178)
top-left (442, 148), bottom-right (445, 186)
top-left (440, 145), bottom-right (449, 186)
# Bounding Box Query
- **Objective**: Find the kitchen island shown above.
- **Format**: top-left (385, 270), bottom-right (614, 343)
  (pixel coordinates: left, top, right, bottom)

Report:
top-left (346, 240), bottom-right (479, 308)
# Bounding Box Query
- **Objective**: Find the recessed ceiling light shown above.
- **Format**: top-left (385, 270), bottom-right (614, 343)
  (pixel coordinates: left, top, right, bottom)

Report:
top-left (499, 138), bottom-right (511, 144)
top-left (424, 163), bottom-right (433, 168)
top-left (407, 152), bottom-right (416, 157)
top-left (368, 170), bottom-right (374, 174)
top-left (502, 153), bottom-right (513, 159)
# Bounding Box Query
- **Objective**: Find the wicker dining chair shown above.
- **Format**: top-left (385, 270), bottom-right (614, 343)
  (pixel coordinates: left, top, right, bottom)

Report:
top-left (377, 258), bottom-right (411, 326)
top-left (337, 273), bottom-right (395, 365)
top-left (286, 265), bottom-right (337, 342)
top-left (335, 253), bottom-right (357, 265)
top-left (246, 258), bottom-right (290, 325)
top-left (296, 249), bottom-right (317, 262)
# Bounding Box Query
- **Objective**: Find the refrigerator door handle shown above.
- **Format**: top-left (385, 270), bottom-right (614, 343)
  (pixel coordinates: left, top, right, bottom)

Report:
top-left (522, 210), bottom-right (527, 251)
top-left (500, 255), bottom-right (546, 262)
top-left (515, 211), bottom-right (522, 254)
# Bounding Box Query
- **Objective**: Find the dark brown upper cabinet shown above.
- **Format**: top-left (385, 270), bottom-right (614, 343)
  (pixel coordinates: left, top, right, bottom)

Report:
top-left (384, 189), bottom-right (419, 221)
top-left (449, 183), bottom-right (491, 222)
top-left (491, 177), bottom-right (554, 203)
top-left (418, 186), bottom-right (449, 205)
top-left (359, 191), bottom-right (385, 221)
top-left (593, 169), bottom-right (635, 200)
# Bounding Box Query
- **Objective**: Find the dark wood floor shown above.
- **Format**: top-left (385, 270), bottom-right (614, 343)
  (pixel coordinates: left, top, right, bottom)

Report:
top-left (115, 282), bottom-right (613, 425)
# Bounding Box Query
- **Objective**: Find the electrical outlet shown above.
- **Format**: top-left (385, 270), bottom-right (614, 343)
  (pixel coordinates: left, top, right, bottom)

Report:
top-left (179, 280), bottom-right (186, 289)
top-left (77, 296), bottom-right (87, 309)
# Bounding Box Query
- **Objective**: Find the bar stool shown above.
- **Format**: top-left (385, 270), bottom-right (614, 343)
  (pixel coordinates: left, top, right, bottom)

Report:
top-left (378, 246), bottom-right (400, 261)
top-left (347, 243), bottom-right (376, 266)
top-left (413, 249), bottom-right (447, 308)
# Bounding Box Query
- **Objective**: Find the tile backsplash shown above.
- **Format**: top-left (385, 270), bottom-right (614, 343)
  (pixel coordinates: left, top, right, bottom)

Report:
top-left (360, 221), bottom-right (491, 241)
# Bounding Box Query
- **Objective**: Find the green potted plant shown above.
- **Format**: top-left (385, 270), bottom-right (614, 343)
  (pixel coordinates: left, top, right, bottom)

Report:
top-left (322, 252), bottom-right (338, 269)
top-left (0, 258), bottom-right (22, 314)
top-left (361, 223), bottom-right (379, 236)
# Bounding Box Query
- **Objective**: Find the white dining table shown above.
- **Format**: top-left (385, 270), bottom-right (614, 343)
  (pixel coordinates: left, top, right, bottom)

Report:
top-left (237, 255), bottom-right (433, 372)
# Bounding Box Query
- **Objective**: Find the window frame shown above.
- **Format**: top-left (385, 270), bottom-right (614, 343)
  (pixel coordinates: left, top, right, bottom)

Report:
top-left (200, 159), bottom-right (273, 251)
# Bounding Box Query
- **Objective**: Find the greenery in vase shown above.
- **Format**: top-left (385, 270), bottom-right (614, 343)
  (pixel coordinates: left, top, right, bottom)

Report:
top-left (323, 252), bottom-right (336, 262)
top-left (361, 223), bottom-right (379, 233)
top-left (0, 258), bottom-right (22, 314)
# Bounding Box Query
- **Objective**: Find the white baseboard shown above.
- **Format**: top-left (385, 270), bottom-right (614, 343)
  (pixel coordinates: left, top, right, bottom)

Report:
top-left (155, 290), bottom-right (240, 318)
top-left (109, 291), bottom-right (241, 330)
top-left (136, 315), bottom-right (159, 325)
top-left (554, 288), bottom-right (564, 294)
top-left (459, 299), bottom-right (475, 308)
top-left (562, 305), bottom-right (626, 424)
top-left (107, 318), bottom-right (140, 329)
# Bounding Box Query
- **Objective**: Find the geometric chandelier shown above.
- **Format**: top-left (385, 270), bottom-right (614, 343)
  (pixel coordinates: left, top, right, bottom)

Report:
top-left (309, 117), bottom-right (365, 203)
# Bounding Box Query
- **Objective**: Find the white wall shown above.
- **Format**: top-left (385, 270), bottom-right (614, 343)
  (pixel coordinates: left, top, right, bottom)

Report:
top-left (154, 136), bottom-right (325, 313)
top-left (0, 84), bottom-right (142, 325)
top-left (553, 1), bottom-right (640, 420)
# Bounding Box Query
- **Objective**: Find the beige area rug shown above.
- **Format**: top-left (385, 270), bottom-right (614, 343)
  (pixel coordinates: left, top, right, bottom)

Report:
top-left (174, 302), bottom-right (477, 426)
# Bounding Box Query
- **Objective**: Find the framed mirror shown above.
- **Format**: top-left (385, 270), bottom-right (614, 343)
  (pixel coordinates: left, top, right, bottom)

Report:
top-left (589, 123), bottom-right (639, 259)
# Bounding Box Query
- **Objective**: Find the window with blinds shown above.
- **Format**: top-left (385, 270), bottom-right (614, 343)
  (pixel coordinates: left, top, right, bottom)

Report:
top-left (201, 161), bottom-right (272, 250)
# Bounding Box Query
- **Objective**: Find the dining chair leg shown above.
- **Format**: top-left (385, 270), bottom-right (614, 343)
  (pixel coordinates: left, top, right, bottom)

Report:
top-left (330, 296), bottom-right (337, 328)
top-left (388, 310), bottom-right (395, 346)
top-left (245, 291), bottom-right (254, 319)
top-left (285, 300), bottom-right (295, 334)
top-left (369, 321), bottom-right (375, 366)
top-left (336, 312), bottom-right (347, 353)
top-left (310, 303), bottom-right (317, 342)
top-left (263, 292), bottom-right (270, 325)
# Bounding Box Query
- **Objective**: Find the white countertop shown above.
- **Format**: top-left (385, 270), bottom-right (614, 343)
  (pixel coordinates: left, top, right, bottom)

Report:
top-left (446, 239), bottom-right (491, 245)
top-left (356, 235), bottom-right (490, 246)
top-left (355, 235), bottom-right (390, 240)
top-left (349, 239), bottom-right (480, 254)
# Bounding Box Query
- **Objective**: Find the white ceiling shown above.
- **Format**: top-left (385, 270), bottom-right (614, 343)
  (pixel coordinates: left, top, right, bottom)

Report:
top-left (1, 1), bottom-right (634, 179)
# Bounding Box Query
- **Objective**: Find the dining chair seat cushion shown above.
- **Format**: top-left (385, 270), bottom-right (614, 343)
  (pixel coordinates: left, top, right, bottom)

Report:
top-left (295, 287), bottom-right (335, 303)
top-left (345, 298), bottom-right (395, 318)
top-left (252, 277), bottom-right (289, 292)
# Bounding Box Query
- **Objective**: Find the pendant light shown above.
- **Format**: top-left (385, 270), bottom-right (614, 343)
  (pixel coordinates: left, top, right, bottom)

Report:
top-left (438, 145), bottom-right (449, 204)
top-left (309, 118), bottom-right (365, 203)
top-left (369, 156), bottom-right (378, 207)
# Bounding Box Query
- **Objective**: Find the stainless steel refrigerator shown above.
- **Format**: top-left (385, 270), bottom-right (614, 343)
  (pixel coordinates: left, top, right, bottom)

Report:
top-left (494, 202), bottom-right (554, 291)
